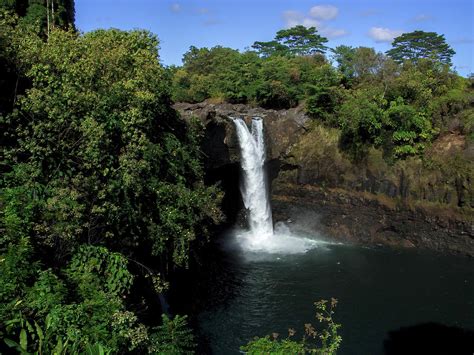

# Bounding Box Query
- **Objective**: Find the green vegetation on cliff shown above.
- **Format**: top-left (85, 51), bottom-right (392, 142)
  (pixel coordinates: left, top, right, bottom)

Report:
top-left (170, 27), bottom-right (473, 209)
top-left (170, 26), bottom-right (471, 161)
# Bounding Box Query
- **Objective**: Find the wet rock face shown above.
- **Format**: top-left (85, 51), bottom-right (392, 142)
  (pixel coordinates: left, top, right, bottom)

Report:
top-left (174, 102), bottom-right (240, 169)
top-left (174, 102), bottom-right (309, 170)
top-left (263, 106), bottom-right (310, 161)
top-left (175, 101), bottom-right (312, 230)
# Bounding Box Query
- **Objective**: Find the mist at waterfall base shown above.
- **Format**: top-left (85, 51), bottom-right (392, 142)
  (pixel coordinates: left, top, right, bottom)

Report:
top-left (230, 117), bottom-right (325, 256)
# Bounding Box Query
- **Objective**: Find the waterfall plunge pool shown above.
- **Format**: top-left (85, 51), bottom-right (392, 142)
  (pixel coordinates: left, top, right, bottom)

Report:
top-left (191, 117), bottom-right (474, 354)
top-left (194, 239), bottom-right (474, 354)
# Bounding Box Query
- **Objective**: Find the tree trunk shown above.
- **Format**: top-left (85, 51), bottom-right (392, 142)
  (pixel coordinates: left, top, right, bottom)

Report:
top-left (46, 0), bottom-right (50, 37)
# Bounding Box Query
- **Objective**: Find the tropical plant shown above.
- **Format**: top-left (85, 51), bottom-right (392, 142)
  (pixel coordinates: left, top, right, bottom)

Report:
top-left (148, 314), bottom-right (195, 355)
top-left (0, 11), bottom-right (221, 354)
top-left (242, 299), bottom-right (342, 354)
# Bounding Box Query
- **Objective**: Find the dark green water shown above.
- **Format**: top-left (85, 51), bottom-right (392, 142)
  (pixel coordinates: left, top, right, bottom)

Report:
top-left (196, 242), bottom-right (474, 354)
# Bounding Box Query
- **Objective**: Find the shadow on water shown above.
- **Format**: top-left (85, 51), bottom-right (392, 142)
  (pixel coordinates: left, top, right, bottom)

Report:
top-left (384, 322), bottom-right (474, 355)
top-left (166, 231), bottom-right (250, 354)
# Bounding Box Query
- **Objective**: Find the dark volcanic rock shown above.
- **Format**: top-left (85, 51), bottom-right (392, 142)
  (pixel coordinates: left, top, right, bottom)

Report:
top-left (272, 183), bottom-right (474, 256)
top-left (174, 101), bottom-right (309, 169)
top-left (174, 101), bottom-right (310, 228)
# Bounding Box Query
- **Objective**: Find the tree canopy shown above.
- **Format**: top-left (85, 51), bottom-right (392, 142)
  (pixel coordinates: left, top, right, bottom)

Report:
top-left (169, 27), bottom-right (471, 164)
top-left (332, 45), bottom-right (387, 82)
top-left (0, 11), bottom-right (222, 353)
top-left (0, 0), bottom-right (75, 33)
top-left (251, 40), bottom-right (288, 58)
top-left (386, 30), bottom-right (455, 65)
top-left (252, 25), bottom-right (328, 57)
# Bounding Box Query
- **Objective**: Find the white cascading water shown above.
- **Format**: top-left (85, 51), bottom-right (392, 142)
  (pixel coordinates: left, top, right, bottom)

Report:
top-left (232, 117), bottom-right (320, 255)
top-left (233, 117), bottom-right (273, 240)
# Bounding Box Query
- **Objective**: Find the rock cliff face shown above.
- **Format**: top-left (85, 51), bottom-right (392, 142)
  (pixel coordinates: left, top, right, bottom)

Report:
top-left (174, 101), bottom-right (304, 225)
top-left (174, 101), bottom-right (309, 168)
top-left (272, 184), bottom-right (473, 256)
top-left (174, 102), bottom-right (474, 256)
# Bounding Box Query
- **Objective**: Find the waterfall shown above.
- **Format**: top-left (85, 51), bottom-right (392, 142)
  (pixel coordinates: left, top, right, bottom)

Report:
top-left (231, 117), bottom-right (320, 255)
top-left (233, 117), bottom-right (273, 240)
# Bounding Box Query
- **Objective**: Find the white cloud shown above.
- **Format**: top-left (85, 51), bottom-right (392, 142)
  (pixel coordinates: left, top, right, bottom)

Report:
top-left (368, 27), bottom-right (403, 43)
top-left (281, 7), bottom-right (347, 39)
top-left (309, 5), bottom-right (339, 20)
top-left (282, 10), bottom-right (302, 27)
top-left (282, 11), bottom-right (321, 28)
top-left (301, 18), bottom-right (321, 27)
top-left (321, 27), bottom-right (349, 38)
top-left (170, 3), bottom-right (181, 13)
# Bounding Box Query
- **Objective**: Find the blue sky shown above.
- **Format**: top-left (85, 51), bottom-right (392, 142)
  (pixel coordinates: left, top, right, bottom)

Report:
top-left (76, 0), bottom-right (473, 76)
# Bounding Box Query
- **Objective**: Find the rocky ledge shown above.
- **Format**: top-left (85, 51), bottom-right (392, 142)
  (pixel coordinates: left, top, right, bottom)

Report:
top-left (272, 183), bottom-right (474, 257)
top-left (174, 101), bottom-right (309, 169)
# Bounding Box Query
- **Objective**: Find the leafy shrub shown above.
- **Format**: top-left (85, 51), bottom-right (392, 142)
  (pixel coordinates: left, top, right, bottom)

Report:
top-left (385, 97), bottom-right (435, 158)
top-left (148, 314), bottom-right (195, 354)
top-left (242, 299), bottom-right (342, 355)
top-left (337, 90), bottom-right (385, 160)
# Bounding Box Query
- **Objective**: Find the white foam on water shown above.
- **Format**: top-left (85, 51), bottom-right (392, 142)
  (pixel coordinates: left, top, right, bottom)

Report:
top-left (232, 222), bottom-right (325, 254)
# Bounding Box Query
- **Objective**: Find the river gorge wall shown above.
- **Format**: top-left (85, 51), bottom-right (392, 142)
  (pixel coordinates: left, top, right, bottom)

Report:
top-left (175, 102), bottom-right (474, 256)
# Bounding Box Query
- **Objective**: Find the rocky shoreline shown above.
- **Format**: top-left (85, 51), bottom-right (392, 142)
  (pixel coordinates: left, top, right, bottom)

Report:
top-left (272, 183), bottom-right (474, 256)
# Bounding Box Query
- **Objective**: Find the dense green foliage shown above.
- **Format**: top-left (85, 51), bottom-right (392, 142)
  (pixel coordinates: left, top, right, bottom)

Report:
top-left (0, 0), bottom-right (74, 34)
top-left (0, 10), bottom-right (222, 353)
top-left (242, 299), bottom-right (342, 355)
top-left (148, 314), bottom-right (195, 354)
top-left (386, 30), bottom-right (455, 65)
top-left (1, 3), bottom-right (471, 352)
top-left (170, 27), bottom-right (472, 163)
